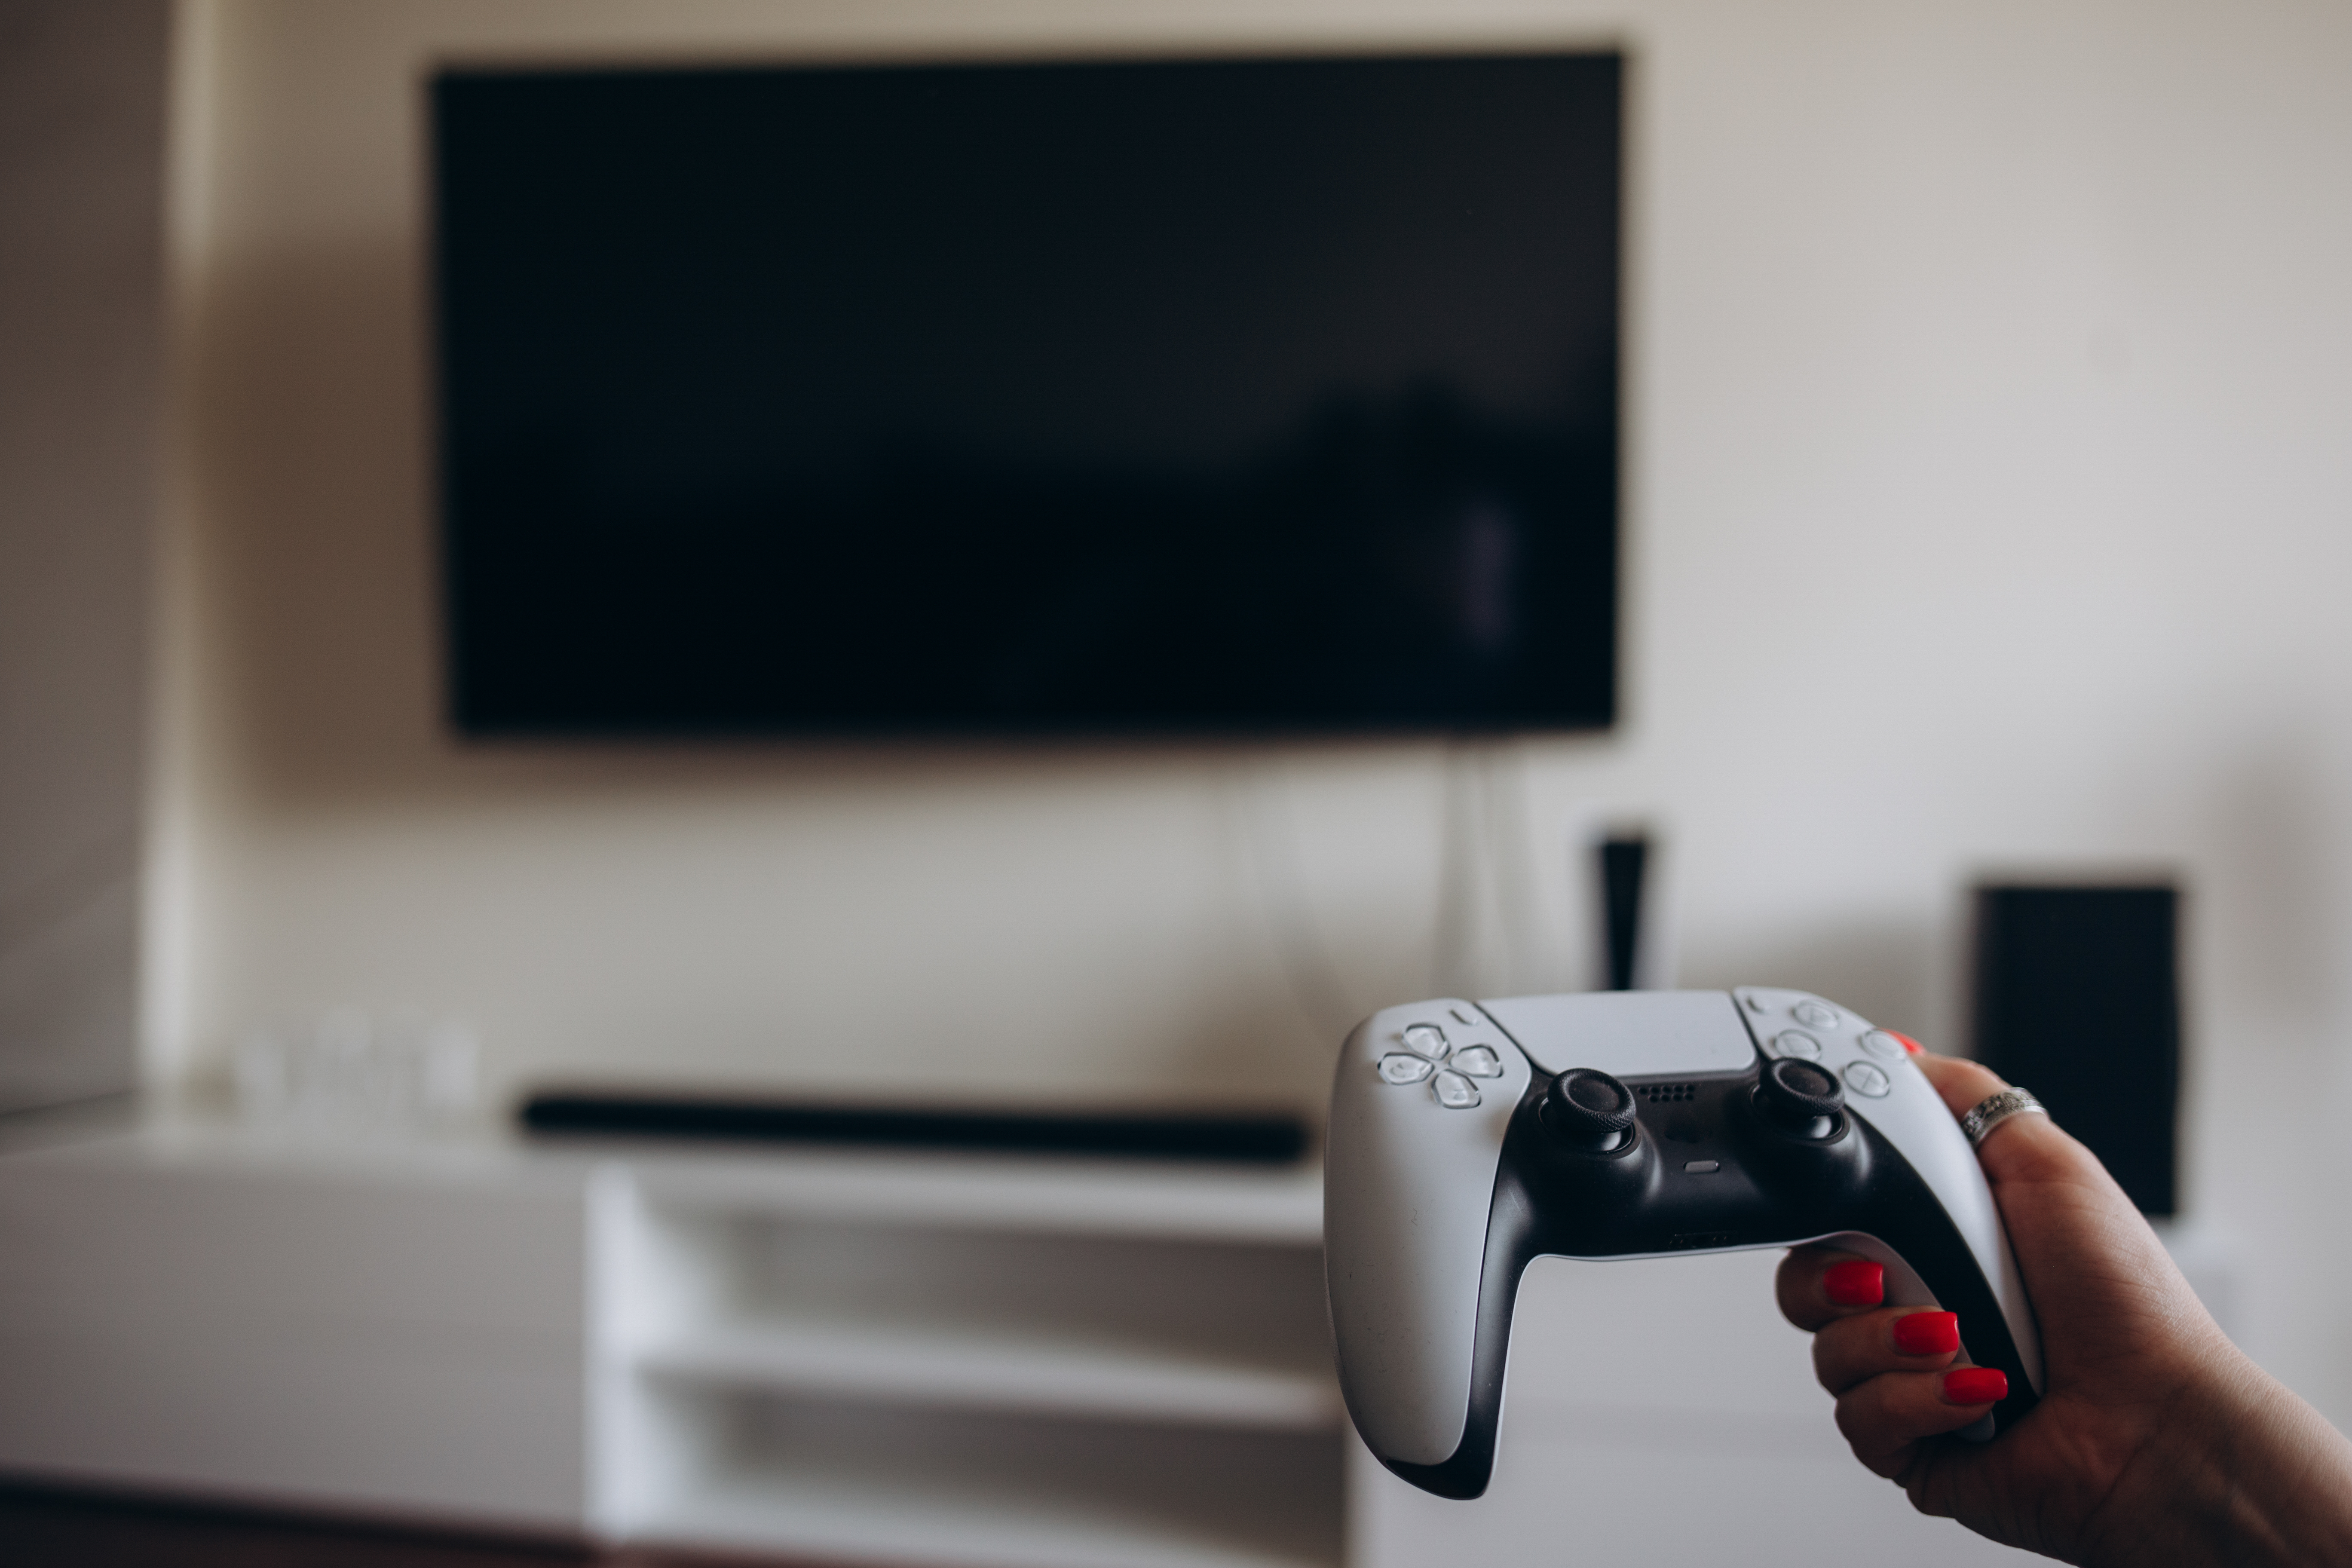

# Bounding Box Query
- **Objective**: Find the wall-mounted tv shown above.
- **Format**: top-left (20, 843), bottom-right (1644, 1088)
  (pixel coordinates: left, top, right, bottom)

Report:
top-left (432, 52), bottom-right (1621, 735)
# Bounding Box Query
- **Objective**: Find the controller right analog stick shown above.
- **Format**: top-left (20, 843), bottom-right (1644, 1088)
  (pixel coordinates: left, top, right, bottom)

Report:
top-left (1545, 1068), bottom-right (1638, 1153)
top-left (1758, 1056), bottom-right (1845, 1139)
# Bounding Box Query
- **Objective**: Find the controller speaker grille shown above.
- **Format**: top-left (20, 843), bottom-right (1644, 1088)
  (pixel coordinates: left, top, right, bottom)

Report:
top-left (1639, 1084), bottom-right (1697, 1102)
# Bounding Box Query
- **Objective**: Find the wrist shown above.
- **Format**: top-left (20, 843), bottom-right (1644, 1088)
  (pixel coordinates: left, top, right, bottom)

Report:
top-left (2086, 1346), bottom-right (2352, 1568)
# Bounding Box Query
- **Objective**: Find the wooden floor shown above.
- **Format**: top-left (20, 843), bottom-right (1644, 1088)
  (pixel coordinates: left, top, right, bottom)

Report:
top-left (0, 1485), bottom-right (821, 1567)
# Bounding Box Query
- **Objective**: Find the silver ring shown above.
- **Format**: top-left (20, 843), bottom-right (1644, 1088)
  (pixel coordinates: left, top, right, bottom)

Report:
top-left (1961, 1088), bottom-right (2046, 1149)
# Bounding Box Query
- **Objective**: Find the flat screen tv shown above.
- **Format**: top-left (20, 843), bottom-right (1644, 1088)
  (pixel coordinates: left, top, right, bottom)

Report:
top-left (432, 52), bottom-right (1621, 735)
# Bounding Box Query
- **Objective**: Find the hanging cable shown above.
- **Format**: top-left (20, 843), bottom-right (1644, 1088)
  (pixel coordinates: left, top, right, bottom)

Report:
top-left (1228, 754), bottom-right (1362, 1044)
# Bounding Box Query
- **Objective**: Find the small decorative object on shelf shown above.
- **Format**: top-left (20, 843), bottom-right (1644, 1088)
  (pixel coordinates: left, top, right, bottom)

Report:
top-left (233, 1008), bottom-right (479, 1132)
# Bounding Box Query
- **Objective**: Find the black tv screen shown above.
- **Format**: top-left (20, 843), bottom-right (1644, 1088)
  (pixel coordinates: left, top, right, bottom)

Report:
top-left (433, 53), bottom-right (1621, 735)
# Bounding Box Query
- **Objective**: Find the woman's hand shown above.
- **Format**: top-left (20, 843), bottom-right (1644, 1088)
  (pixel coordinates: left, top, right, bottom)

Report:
top-left (1779, 1049), bottom-right (2352, 1565)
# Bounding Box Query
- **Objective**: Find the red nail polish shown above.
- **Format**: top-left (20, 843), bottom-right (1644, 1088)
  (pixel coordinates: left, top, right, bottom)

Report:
top-left (1823, 1260), bottom-right (1885, 1307)
top-left (1887, 1030), bottom-right (1924, 1055)
top-left (1943, 1366), bottom-right (2008, 1405)
top-left (1893, 1311), bottom-right (1960, 1356)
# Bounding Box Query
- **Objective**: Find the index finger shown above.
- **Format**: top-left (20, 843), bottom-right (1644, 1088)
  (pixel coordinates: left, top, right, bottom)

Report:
top-left (1776, 1243), bottom-right (1886, 1332)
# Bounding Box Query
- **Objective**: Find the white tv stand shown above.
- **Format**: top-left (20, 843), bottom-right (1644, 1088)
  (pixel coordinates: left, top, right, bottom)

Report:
top-left (0, 1109), bottom-right (1342, 1567)
top-left (0, 1105), bottom-right (2072, 1568)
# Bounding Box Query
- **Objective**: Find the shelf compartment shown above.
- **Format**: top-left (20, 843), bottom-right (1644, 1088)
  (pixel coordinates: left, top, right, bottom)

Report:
top-left (739, 1219), bottom-right (1331, 1368)
top-left (637, 1317), bottom-right (1343, 1431)
top-left (633, 1392), bottom-right (1342, 1568)
top-left (626, 1147), bottom-right (1324, 1245)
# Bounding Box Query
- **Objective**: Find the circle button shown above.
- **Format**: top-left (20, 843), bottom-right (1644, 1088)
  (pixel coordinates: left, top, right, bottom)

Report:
top-left (1792, 1000), bottom-right (1840, 1029)
top-left (1772, 1030), bottom-right (1823, 1060)
top-left (1843, 1061), bottom-right (1892, 1098)
top-left (1859, 1029), bottom-right (1906, 1061)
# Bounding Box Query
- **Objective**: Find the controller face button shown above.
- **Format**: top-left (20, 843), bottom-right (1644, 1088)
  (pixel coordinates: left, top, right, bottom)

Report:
top-left (1430, 1070), bottom-right (1481, 1109)
top-left (1842, 1061), bottom-right (1892, 1097)
top-left (1402, 1024), bottom-right (1450, 1060)
top-left (1452, 1045), bottom-right (1504, 1078)
top-left (1859, 1029), bottom-right (1907, 1061)
top-left (1771, 1029), bottom-right (1823, 1060)
top-left (1379, 1052), bottom-right (1436, 1086)
top-left (1759, 1056), bottom-right (1846, 1139)
top-left (1791, 999), bottom-right (1840, 1029)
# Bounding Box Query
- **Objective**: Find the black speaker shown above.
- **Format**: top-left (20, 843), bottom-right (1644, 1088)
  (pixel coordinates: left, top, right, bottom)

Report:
top-left (1971, 884), bottom-right (2180, 1216)
top-left (1597, 833), bottom-right (1648, 991)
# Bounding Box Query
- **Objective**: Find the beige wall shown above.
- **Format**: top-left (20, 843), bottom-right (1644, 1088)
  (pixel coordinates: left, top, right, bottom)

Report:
top-left (158, 0), bottom-right (2352, 1409)
top-left (0, 0), bottom-right (168, 1111)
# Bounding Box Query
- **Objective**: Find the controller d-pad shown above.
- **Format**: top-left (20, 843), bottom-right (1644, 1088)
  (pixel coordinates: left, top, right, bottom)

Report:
top-left (1452, 1045), bottom-right (1503, 1078)
top-left (1402, 1024), bottom-right (1450, 1060)
top-left (1430, 1071), bottom-right (1480, 1109)
top-left (1379, 1053), bottom-right (1436, 1086)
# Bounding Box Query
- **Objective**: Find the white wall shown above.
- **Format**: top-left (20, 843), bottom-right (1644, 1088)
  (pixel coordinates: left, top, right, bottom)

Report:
top-left (0, 0), bottom-right (168, 1112)
top-left (155, 0), bottom-right (2352, 1421)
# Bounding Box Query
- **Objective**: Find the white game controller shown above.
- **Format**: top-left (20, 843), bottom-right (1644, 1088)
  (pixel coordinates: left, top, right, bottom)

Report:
top-left (1325, 989), bottom-right (2044, 1498)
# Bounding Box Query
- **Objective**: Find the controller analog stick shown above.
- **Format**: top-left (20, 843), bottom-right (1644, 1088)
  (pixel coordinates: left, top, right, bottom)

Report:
top-left (1759, 1057), bottom-right (1845, 1139)
top-left (1545, 1069), bottom-right (1638, 1153)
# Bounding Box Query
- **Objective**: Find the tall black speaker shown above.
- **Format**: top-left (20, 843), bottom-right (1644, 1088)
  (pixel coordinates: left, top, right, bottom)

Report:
top-left (1971, 884), bottom-right (2180, 1216)
top-left (1597, 833), bottom-right (1648, 991)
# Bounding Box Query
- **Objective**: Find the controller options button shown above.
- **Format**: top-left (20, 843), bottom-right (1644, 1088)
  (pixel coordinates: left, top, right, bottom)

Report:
top-left (1452, 1045), bottom-right (1504, 1079)
top-left (1430, 1070), bottom-right (1481, 1109)
top-left (1379, 1053), bottom-right (1436, 1086)
top-left (1842, 1061), bottom-right (1892, 1098)
top-left (1772, 1030), bottom-right (1823, 1060)
top-left (1402, 1024), bottom-right (1450, 1060)
top-left (1683, 1159), bottom-right (1721, 1174)
top-left (1792, 999), bottom-right (1840, 1029)
top-left (1859, 1029), bottom-right (1907, 1061)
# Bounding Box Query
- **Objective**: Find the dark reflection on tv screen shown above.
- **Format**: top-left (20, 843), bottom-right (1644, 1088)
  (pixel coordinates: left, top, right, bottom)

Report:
top-left (433, 54), bottom-right (1621, 734)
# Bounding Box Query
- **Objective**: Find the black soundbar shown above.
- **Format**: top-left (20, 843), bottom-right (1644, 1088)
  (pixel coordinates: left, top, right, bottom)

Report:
top-left (517, 1093), bottom-right (1311, 1164)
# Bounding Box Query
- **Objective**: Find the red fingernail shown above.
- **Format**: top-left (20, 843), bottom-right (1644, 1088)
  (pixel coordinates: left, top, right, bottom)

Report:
top-left (1943, 1366), bottom-right (2008, 1405)
top-left (1893, 1311), bottom-right (1960, 1356)
top-left (1823, 1260), bottom-right (1885, 1307)
top-left (1887, 1030), bottom-right (1924, 1055)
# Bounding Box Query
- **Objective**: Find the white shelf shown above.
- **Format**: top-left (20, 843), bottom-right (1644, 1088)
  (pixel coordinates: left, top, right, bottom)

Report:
top-left (636, 1318), bottom-right (1342, 1431)
top-left (594, 1148), bottom-right (1344, 1568)
top-left (625, 1146), bottom-right (1324, 1244)
top-left (643, 1468), bottom-right (1336, 1568)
